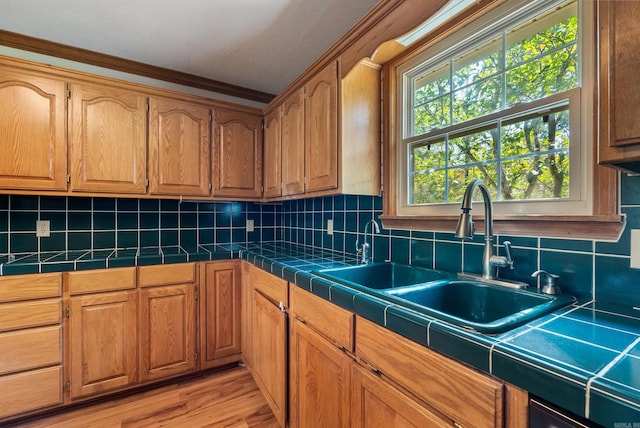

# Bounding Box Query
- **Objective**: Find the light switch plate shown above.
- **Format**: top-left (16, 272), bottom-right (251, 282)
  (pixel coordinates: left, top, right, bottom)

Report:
top-left (327, 219), bottom-right (334, 235)
top-left (36, 220), bottom-right (50, 237)
top-left (631, 229), bottom-right (640, 269)
top-left (246, 219), bottom-right (254, 232)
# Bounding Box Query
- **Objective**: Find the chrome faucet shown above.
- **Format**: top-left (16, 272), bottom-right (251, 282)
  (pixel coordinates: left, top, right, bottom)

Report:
top-left (455, 179), bottom-right (514, 281)
top-left (356, 220), bottom-right (380, 264)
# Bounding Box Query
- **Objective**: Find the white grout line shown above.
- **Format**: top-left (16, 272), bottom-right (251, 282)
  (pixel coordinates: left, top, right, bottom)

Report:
top-left (584, 336), bottom-right (640, 418)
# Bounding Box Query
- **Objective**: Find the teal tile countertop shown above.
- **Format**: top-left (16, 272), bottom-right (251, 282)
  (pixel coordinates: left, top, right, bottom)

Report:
top-left (1, 241), bottom-right (639, 427)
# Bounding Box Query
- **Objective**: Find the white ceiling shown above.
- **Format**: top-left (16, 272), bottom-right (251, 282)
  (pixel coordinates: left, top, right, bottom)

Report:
top-left (0, 0), bottom-right (381, 98)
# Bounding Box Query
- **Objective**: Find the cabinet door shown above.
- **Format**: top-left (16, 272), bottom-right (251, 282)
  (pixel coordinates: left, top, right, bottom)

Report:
top-left (263, 109), bottom-right (282, 198)
top-left (139, 283), bottom-right (196, 382)
top-left (199, 261), bottom-right (242, 370)
top-left (241, 262), bottom-right (253, 371)
top-left (69, 82), bottom-right (147, 194)
top-left (305, 61), bottom-right (338, 193)
top-left (352, 365), bottom-right (453, 428)
top-left (252, 290), bottom-right (287, 427)
top-left (0, 66), bottom-right (67, 191)
top-left (68, 290), bottom-right (138, 399)
top-left (212, 109), bottom-right (263, 198)
top-left (148, 97), bottom-right (211, 196)
top-left (282, 88), bottom-right (305, 196)
top-left (289, 316), bottom-right (351, 428)
top-left (599, 0), bottom-right (640, 170)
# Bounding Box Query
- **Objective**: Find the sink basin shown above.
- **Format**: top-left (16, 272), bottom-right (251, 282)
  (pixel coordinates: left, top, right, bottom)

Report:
top-left (312, 262), bottom-right (451, 291)
top-left (383, 280), bottom-right (576, 334)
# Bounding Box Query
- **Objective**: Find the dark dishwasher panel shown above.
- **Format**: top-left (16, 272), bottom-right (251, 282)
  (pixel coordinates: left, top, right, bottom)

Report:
top-left (529, 399), bottom-right (601, 428)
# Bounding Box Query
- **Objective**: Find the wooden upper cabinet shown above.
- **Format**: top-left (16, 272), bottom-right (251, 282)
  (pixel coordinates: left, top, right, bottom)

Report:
top-left (598, 0), bottom-right (640, 172)
top-left (148, 97), bottom-right (211, 196)
top-left (0, 65), bottom-right (67, 191)
top-left (69, 82), bottom-right (147, 194)
top-left (305, 61), bottom-right (338, 193)
top-left (282, 88), bottom-right (305, 196)
top-left (212, 109), bottom-right (263, 198)
top-left (263, 109), bottom-right (281, 199)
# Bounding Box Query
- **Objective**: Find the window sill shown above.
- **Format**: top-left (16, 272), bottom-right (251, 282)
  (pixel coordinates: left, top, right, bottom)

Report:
top-left (379, 214), bottom-right (626, 241)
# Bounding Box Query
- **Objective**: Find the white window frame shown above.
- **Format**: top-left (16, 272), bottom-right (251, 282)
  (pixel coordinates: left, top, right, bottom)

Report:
top-left (394, 0), bottom-right (594, 217)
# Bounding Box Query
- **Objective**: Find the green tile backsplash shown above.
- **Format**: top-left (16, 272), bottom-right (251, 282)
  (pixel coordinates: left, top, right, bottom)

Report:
top-left (1, 172), bottom-right (640, 309)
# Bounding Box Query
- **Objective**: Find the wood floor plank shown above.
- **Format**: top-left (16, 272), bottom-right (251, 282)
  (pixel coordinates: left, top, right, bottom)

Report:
top-left (14, 367), bottom-right (280, 428)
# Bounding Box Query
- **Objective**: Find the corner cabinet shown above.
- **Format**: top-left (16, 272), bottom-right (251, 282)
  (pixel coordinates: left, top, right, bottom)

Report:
top-left (212, 108), bottom-right (263, 199)
top-left (598, 0), bottom-right (640, 172)
top-left (68, 82), bottom-right (148, 194)
top-left (305, 61), bottom-right (338, 193)
top-left (199, 260), bottom-right (242, 369)
top-left (0, 64), bottom-right (68, 191)
top-left (148, 97), bottom-right (211, 196)
top-left (263, 58), bottom-right (381, 199)
top-left (248, 265), bottom-right (288, 427)
top-left (263, 108), bottom-right (282, 198)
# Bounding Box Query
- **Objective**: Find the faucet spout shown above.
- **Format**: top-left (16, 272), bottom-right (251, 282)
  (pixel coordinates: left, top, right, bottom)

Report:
top-left (455, 179), bottom-right (497, 280)
top-left (356, 220), bottom-right (380, 264)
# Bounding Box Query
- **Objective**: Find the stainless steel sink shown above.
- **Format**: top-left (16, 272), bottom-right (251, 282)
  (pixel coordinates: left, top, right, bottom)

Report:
top-left (312, 262), bottom-right (451, 291)
top-left (382, 280), bottom-right (576, 334)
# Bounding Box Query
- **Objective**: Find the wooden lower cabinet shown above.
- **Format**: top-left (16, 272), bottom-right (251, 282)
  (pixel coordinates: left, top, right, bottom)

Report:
top-left (289, 316), bottom-right (352, 428)
top-left (68, 290), bottom-right (139, 399)
top-left (252, 289), bottom-right (288, 427)
top-left (352, 365), bottom-right (453, 427)
top-left (199, 260), bottom-right (242, 369)
top-left (356, 315), bottom-right (527, 428)
top-left (139, 283), bottom-right (197, 382)
top-left (0, 273), bottom-right (63, 421)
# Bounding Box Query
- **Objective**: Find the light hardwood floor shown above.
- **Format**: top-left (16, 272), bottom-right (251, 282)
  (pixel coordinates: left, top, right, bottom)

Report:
top-left (13, 366), bottom-right (280, 428)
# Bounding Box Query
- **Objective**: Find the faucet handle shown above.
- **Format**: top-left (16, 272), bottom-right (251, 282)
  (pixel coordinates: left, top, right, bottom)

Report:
top-left (489, 240), bottom-right (515, 270)
top-left (531, 269), bottom-right (561, 295)
top-left (503, 241), bottom-right (514, 269)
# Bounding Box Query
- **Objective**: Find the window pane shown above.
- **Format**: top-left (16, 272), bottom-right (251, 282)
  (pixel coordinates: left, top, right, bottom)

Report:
top-left (448, 165), bottom-right (498, 203)
top-left (452, 76), bottom-right (502, 123)
top-left (500, 107), bottom-right (570, 200)
top-left (414, 63), bottom-right (450, 104)
top-left (501, 153), bottom-right (569, 200)
top-left (413, 63), bottom-right (450, 135)
top-left (453, 37), bottom-right (502, 90)
top-left (449, 128), bottom-right (497, 167)
top-left (506, 6), bottom-right (578, 68)
top-left (501, 108), bottom-right (570, 157)
top-left (414, 95), bottom-right (450, 135)
top-left (506, 46), bottom-right (577, 106)
top-left (411, 170), bottom-right (446, 204)
top-left (412, 140), bottom-right (446, 173)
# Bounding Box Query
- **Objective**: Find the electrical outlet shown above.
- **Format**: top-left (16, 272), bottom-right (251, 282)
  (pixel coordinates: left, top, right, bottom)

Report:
top-left (327, 219), bottom-right (334, 235)
top-left (246, 219), bottom-right (255, 232)
top-left (36, 220), bottom-right (50, 238)
top-left (631, 229), bottom-right (640, 269)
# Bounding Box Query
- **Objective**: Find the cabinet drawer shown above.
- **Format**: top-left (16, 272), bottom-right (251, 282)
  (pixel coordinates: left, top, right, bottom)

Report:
top-left (250, 264), bottom-right (287, 305)
top-left (356, 316), bottom-right (503, 428)
top-left (138, 263), bottom-right (195, 287)
top-left (0, 273), bottom-right (61, 303)
top-left (0, 326), bottom-right (62, 375)
top-left (0, 299), bottom-right (61, 332)
top-left (0, 365), bottom-right (62, 419)
top-left (290, 285), bottom-right (354, 352)
top-left (67, 267), bottom-right (136, 295)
